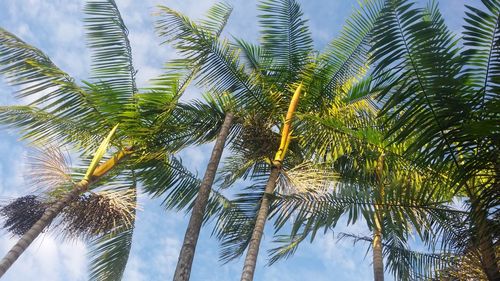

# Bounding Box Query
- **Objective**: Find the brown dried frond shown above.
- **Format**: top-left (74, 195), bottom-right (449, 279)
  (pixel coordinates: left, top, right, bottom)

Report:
top-left (61, 189), bottom-right (136, 240)
top-left (27, 146), bottom-right (73, 191)
top-left (0, 195), bottom-right (48, 236)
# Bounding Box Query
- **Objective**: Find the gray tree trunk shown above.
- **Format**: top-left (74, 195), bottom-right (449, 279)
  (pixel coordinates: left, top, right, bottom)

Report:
top-left (373, 154), bottom-right (385, 281)
top-left (240, 165), bottom-right (280, 281)
top-left (173, 112), bottom-right (234, 281)
top-left (372, 220), bottom-right (384, 281)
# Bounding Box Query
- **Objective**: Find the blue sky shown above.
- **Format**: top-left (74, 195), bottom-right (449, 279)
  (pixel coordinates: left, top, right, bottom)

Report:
top-left (0, 0), bottom-right (470, 280)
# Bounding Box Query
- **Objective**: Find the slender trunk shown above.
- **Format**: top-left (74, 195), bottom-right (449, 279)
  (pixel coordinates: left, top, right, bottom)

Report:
top-left (173, 112), bottom-right (234, 281)
top-left (372, 153), bottom-right (385, 281)
top-left (372, 214), bottom-right (384, 281)
top-left (0, 150), bottom-right (129, 277)
top-left (240, 83), bottom-right (302, 281)
top-left (240, 165), bottom-right (280, 281)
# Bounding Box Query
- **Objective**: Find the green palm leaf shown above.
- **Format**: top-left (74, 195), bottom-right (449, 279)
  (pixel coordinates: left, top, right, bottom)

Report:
top-left (84, 0), bottom-right (137, 97)
top-left (155, 6), bottom-right (268, 110)
top-left (0, 28), bottom-right (101, 120)
top-left (258, 0), bottom-right (313, 75)
top-left (88, 226), bottom-right (134, 281)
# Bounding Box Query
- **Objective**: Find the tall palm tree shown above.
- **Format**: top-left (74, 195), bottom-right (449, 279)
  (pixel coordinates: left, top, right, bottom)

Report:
top-left (269, 110), bottom-right (459, 280)
top-left (153, 4), bottom-right (242, 280)
top-left (369, 0), bottom-right (500, 279)
top-left (155, 1), bottom-right (390, 280)
top-left (0, 0), bottom-right (202, 279)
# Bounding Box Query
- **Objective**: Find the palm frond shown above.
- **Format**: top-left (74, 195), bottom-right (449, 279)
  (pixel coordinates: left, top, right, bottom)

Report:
top-left (267, 231), bottom-right (307, 265)
top-left (135, 154), bottom-right (201, 210)
top-left (371, 0), bottom-right (466, 174)
top-left (0, 105), bottom-right (100, 149)
top-left (316, 0), bottom-right (385, 101)
top-left (155, 5), bottom-right (268, 110)
top-left (462, 0), bottom-right (500, 100)
top-left (339, 232), bottom-right (457, 280)
top-left (84, 0), bottom-right (137, 97)
top-left (258, 0), bottom-right (313, 75)
top-left (212, 184), bottom-right (267, 263)
top-left (233, 38), bottom-right (270, 73)
top-left (0, 28), bottom-right (101, 120)
top-left (87, 226), bottom-right (134, 281)
top-left (199, 2), bottom-right (233, 37)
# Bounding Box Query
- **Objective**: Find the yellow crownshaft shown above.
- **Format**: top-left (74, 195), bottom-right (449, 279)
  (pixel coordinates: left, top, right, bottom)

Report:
top-left (274, 83), bottom-right (303, 163)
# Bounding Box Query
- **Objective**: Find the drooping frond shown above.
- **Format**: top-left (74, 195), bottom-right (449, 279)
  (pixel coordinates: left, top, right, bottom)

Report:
top-left (135, 154), bottom-right (201, 210)
top-left (87, 226), bottom-right (134, 281)
top-left (216, 154), bottom-right (269, 190)
top-left (0, 28), bottom-right (100, 120)
top-left (271, 182), bottom-right (458, 244)
top-left (338, 232), bottom-right (457, 280)
top-left (212, 184), bottom-right (267, 263)
top-left (84, 0), bottom-right (137, 96)
top-left (0, 105), bottom-right (100, 149)
top-left (267, 231), bottom-right (307, 265)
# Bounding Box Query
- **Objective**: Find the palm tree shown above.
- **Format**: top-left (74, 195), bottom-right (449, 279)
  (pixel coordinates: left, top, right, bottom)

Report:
top-left (151, 4), bottom-right (241, 280)
top-left (369, 0), bottom-right (500, 279)
top-left (155, 1), bottom-right (390, 280)
top-left (0, 0), bottom-right (202, 278)
top-left (269, 111), bottom-right (460, 280)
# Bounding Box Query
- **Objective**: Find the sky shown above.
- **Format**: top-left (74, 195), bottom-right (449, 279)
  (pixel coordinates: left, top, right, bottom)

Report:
top-left (0, 0), bottom-right (470, 280)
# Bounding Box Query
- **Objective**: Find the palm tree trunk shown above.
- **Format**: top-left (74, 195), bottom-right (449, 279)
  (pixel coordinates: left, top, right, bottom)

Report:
top-left (373, 153), bottom-right (385, 281)
top-left (240, 164), bottom-right (280, 281)
top-left (173, 112), bottom-right (234, 281)
top-left (239, 84), bottom-right (302, 281)
top-left (0, 149), bottom-right (129, 277)
top-left (372, 214), bottom-right (384, 281)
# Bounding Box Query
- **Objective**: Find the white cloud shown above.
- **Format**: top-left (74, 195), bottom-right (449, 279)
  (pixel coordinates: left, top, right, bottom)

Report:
top-left (0, 233), bottom-right (87, 281)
